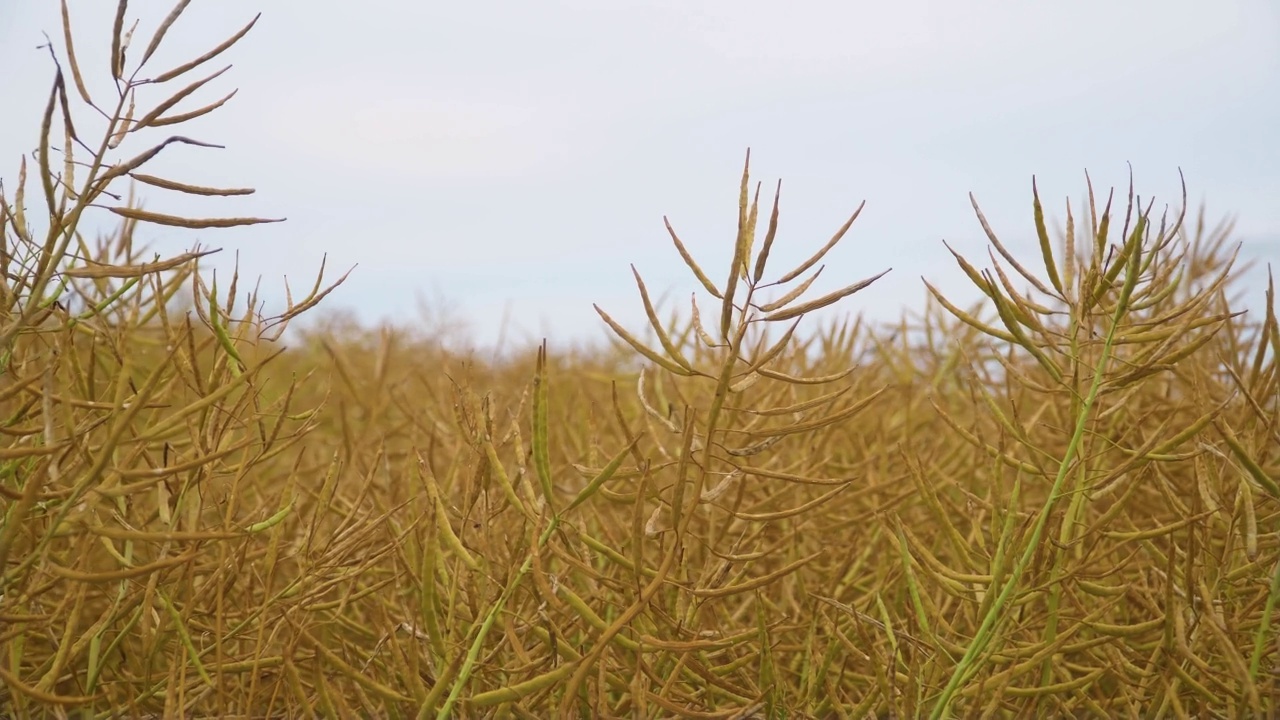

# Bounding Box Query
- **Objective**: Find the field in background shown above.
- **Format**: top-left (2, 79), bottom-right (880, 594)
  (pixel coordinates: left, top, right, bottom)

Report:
top-left (1, 5), bottom-right (1278, 718)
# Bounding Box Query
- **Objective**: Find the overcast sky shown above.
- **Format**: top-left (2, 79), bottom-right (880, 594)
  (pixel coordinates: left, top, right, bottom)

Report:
top-left (2, 1), bottom-right (1277, 353)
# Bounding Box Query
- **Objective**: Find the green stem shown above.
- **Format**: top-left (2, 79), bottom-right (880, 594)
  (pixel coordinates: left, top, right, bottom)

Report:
top-left (928, 299), bottom-right (1128, 719)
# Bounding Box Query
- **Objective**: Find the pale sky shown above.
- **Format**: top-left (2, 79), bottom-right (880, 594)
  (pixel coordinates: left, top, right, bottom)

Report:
top-left (3, 1), bottom-right (1278, 353)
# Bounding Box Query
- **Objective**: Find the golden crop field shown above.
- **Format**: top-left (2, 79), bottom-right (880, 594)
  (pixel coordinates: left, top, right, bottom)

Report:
top-left (1, 5), bottom-right (1277, 718)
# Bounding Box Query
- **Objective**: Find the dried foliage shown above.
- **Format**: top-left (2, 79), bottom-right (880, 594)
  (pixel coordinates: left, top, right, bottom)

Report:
top-left (2, 4), bottom-right (1278, 719)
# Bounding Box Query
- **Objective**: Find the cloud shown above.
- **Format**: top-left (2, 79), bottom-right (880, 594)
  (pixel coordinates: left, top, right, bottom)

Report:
top-left (257, 80), bottom-right (593, 181)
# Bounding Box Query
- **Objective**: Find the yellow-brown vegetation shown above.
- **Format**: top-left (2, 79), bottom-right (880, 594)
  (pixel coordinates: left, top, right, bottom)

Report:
top-left (1, 4), bottom-right (1277, 718)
